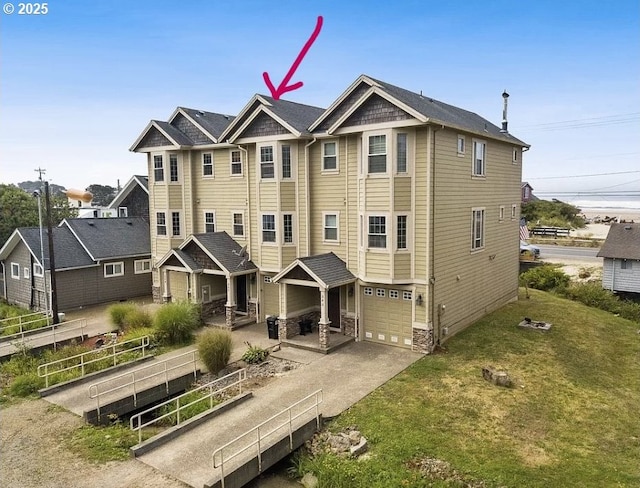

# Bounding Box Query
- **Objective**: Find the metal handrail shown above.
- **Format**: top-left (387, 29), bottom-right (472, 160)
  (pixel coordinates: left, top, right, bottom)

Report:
top-left (0, 313), bottom-right (52, 340)
top-left (5, 318), bottom-right (87, 351)
top-left (0, 311), bottom-right (48, 325)
top-left (130, 368), bottom-right (247, 443)
top-left (37, 335), bottom-right (150, 387)
top-left (212, 389), bottom-right (323, 486)
top-left (88, 349), bottom-right (198, 420)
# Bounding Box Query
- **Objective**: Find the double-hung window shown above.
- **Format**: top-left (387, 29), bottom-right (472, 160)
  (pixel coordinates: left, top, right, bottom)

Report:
top-left (203, 153), bottom-right (213, 176)
top-left (153, 155), bottom-right (164, 182)
top-left (10, 263), bottom-right (20, 279)
top-left (281, 145), bottom-right (292, 178)
top-left (368, 216), bottom-right (387, 248)
top-left (396, 133), bottom-right (407, 173)
top-left (262, 214), bottom-right (276, 243)
top-left (204, 212), bottom-right (215, 233)
top-left (33, 263), bottom-right (44, 277)
top-left (322, 141), bottom-right (337, 171)
top-left (397, 215), bottom-right (408, 250)
top-left (472, 140), bottom-right (486, 176)
top-left (260, 146), bottom-right (275, 179)
top-left (156, 212), bottom-right (167, 236)
top-left (368, 135), bottom-right (387, 173)
top-left (324, 213), bottom-right (338, 242)
top-left (283, 214), bottom-right (293, 243)
top-left (169, 154), bottom-right (179, 182)
top-left (134, 259), bottom-right (152, 274)
top-left (457, 135), bottom-right (466, 155)
top-left (472, 208), bottom-right (485, 250)
top-left (172, 212), bottom-right (181, 237)
top-left (233, 212), bottom-right (244, 237)
top-left (104, 262), bottom-right (124, 277)
top-left (230, 150), bottom-right (242, 175)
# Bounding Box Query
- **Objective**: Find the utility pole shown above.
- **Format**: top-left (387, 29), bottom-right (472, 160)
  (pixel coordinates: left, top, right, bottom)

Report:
top-left (34, 168), bottom-right (50, 319)
top-left (44, 181), bottom-right (59, 324)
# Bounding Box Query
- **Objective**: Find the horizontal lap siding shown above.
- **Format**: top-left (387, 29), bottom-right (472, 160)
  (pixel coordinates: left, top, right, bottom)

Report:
top-left (366, 253), bottom-right (391, 280)
top-left (346, 136), bottom-right (359, 271)
top-left (286, 285), bottom-right (318, 313)
top-left (364, 178), bottom-right (389, 211)
top-left (414, 128), bottom-right (428, 280)
top-left (297, 144), bottom-right (308, 257)
top-left (201, 275), bottom-right (226, 297)
top-left (260, 248), bottom-right (279, 270)
top-left (5, 245), bottom-right (33, 308)
top-left (394, 178), bottom-right (411, 211)
top-left (281, 247), bottom-right (297, 268)
top-left (394, 253), bottom-right (411, 278)
top-left (261, 276), bottom-right (279, 320)
top-left (605, 259), bottom-right (640, 293)
top-left (280, 182), bottom-right (296, 212)
top-left (432, 129), bottom-right (520, 338)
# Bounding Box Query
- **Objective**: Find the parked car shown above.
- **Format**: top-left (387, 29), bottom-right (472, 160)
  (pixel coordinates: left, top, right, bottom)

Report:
top-left (520, 240), bottom-right (540, 257)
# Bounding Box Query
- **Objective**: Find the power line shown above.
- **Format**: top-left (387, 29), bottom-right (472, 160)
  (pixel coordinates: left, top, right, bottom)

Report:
top-left (528, 170), bottom-right (640, 180)
top-left (513, 112), bottom-right (640, 131)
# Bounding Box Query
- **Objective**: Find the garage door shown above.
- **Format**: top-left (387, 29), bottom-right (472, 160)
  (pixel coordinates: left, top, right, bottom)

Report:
top-left (362, 287), bottom-right (413, 348)
top-left (261, 275), bottom-right (279, 320)
top-left (169, 271), bottom-right (189, 301)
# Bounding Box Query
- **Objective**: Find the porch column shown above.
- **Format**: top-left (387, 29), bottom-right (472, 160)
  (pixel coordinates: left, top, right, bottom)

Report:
top-left (278, 283), bottom-right (290, 340)
top-left (225, 275), bottom-right (236, 328)
top-left (318, 287), bottom-right (330, 349)
top-left (162, 269), bottom-right (171, 303)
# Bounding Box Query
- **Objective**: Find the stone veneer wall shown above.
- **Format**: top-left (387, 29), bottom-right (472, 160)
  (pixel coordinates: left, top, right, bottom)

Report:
top-left (152, 286), bottom-right (162, 303)
top-left (201, 297), bottom-right (226, 319)
top-left (248, 301), bottom-right (257, 321)
top-left (279, 309), bottom-right (321, 339)
top-left (341, 312), bottom-right (356, 337)
top-left (412, 327), bottom-right (434, 354)
top-left (225, 305), bottom-right (236, 328)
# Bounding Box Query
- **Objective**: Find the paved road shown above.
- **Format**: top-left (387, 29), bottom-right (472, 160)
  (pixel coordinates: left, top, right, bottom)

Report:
top-left (539, 244), bottom-right (601, 263)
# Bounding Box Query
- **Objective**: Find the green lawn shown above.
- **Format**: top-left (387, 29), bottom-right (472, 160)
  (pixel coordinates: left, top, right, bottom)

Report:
top-left (295, 289), bottom-right (640, 487)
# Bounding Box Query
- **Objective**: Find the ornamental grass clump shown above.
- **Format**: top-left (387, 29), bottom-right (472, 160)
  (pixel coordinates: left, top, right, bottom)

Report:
top-left (154, 301), bottom-right (202, 345)
top-left (197, 329), bottom-right (233, 374)
top-left (107, 302), bottom-right (138, 329)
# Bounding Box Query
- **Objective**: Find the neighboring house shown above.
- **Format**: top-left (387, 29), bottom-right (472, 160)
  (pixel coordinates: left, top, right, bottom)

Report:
top-left (131, 74), bottom-right (529, 353)
top-left (108, 175), bottom-right (149, 219)
top-left (0, 218), bottom-right (151, 311)
top-left (597, 223), bottom-right (640, 293)
top-left (521, 182), bottom-right (536, 203)
top-left (67, 195), bottom-right (115, 218)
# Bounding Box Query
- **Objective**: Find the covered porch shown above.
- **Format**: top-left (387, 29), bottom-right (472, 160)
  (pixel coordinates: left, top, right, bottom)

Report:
top-left (273, 253), bottom-right (357, 351)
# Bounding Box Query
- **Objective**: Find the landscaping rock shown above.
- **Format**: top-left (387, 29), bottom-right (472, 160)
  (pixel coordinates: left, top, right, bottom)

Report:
top-left (482, 366), bottom-right (513, 388)
top-left (304, 427), bottom-right (369, 458)
top-left (300, 472), bottom-right (318, 488)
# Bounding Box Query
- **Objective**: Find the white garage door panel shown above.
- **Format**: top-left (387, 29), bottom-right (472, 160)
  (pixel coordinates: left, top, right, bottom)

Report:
top-left (362, 288), bottom-right (412, 348)
top-left (169, 271), bottom-right (189, 301)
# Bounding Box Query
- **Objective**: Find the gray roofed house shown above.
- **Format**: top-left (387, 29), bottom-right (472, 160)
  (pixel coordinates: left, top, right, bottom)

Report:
top-left (179, 107), bottom-right (235, 141)
top-left (108, 175), bottom-right (149, 220)
top-left (274, 253), bottom-right (355, 289)
top-left (597, 223), bottom-right (640, 293)
top-left (258, 96), bottom-right (325, 136)
top-left (0, 218), bottom-right (152, 311)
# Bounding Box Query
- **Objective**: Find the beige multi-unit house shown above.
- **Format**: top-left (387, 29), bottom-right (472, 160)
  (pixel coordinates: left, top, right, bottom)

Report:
top-left (131, 74), bottom-right (529, 353)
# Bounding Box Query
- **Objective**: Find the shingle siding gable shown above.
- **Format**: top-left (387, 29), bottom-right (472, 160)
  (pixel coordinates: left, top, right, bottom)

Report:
top-left (317, 83), bottom-right (370, 131)
top-left (342, 94), bottom-right (412, 127)
top-left (239, 111), bottom-right (290, 138)
top-left (139, 126), bottom-right (173, 148)
top-left (171, 113), bottom-right (214, 145)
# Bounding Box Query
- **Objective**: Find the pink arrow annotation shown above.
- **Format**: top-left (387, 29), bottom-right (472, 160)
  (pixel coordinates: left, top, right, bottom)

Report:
top-left (263, 16), bottom-right (323, 100)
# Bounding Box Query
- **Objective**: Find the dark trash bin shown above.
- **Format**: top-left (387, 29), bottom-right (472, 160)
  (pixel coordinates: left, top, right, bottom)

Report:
top-left (298, 318), bottom-right (313, 336)
top-left (266, 316), bottom-right (279, 340)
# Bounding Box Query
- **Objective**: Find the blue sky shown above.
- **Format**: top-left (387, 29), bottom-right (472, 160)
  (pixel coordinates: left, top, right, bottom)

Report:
top-left (1, 0), bottom-right (638, 206)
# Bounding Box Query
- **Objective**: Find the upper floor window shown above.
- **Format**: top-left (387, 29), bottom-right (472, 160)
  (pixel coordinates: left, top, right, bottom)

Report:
top-left (233, 212), bottom-right (244, 237)
top-left (513, 148), bottom-right (518, 163)
top-left (283, 214), bottom-right (294, 243)
top-left (153, 155), bottom-right (164, 182)
top-left (324, 213), bottom-right (338, 242)
top-left (472, 208), bottom-right (485, 250)
top-left (262, 214), bottom-right (276, 242)
top-left (322, 141), bottom-right (337, 171)
top-left (499, 206), bottom-right (505, 221)
top-left (260, 146), bottom-right (275, 179)
top-left (397, 133), bottom-right (407, 173)
top-left (281, 145), bottom-right (292, 178)
top-left (397, 215), bottom-right (408, 250)
top-left (511, 204), bottom-right (517, 219)
top-left (368, 135), bottom-right (387, 173)
top-left (368, 215), bottom-right (387, 248)
top-left (203, 153), bottom-right (213, 177)
top-left (118, 207), bottom-right (128, 217)
top-left (230, 150), bottom-right (243, 175)
top-left (156, 212), bottom-right (167, 236)
top-left (104, 262), bottom-right (124, 278)
top-left (621, 260), bottom-right (632, 270)
top-left (23, 267), bottom-right (30, 279)
top-left (169, 154), bottom-right (179, 182)
top-left (204, 212), bottom-right (215, 233)
top-left (171, 212), bottom-right (181, 237)
top-left (33, 263), bottom-right (44, 277)
top-left (472, 140), bottom-right (486, 176)
top-left (457, 135), bottom-right (466, 155)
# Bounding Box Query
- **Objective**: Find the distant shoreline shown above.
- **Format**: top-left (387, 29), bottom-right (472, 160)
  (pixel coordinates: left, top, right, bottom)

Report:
top-left (579, 208), bottom-right (638, 222)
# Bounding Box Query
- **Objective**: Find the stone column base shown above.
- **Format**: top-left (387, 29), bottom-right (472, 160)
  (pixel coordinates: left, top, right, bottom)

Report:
top-left (412, 327), bottom-right (434, 353)
top-left (225, 305), bottom-right (236, 329)
top-left (318, 321), bottom-right (330, 349)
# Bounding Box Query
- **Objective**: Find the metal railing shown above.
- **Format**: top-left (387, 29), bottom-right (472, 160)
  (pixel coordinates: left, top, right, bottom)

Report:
top-left (0, 312), bottom-right (52, 340)
top-left (37, 335), bottom-right (150, 387)
top-left (3, 318), bottom-right (87, 352)
top-left (88, 349), bottom-right (199, 420)
top-left (130, 368), bottom-right (247, 443)
top-left (212, 389), bottom-right (323, 487)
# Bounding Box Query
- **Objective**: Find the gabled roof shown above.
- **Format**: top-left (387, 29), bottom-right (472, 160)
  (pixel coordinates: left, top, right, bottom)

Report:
top-left (273, 252), bottom-right (355, 290)
top-left (597, 223), bottom-right (640, 260)
top-left (108, 175), bottom-right (149, 209)
top-left (219, 94), bottom-right (325, 142)
top-left (0, 227), bottom-right (94, 270)
top-left (61, 217), bottom-right (150, 261)
top-left (310, 74), bottom-right (529, 146)
top-left (521, 181), bottom-right (533, 189)
top-left (176, 107), bottom-right (235, 142)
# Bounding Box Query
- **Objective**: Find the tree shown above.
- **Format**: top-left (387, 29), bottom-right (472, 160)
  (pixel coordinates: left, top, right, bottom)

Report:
top-left (0, 184), bottom-right (78, 246)
top-left (18, 180), bottom-right (66, 197)
top-left (86, 184), bottom-right (117, 206)
top-left (521, 199), bottom-right (586, 229)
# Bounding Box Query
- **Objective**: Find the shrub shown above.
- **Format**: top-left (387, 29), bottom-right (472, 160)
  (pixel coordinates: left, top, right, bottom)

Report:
top-left (9, 373), bottom-right (43, 397)
top-left (154, 301), bottom-right (202, 345)
top-left (125, 308), bottom-right (152, 329)
top-left (564, 282), bottom-right (640, 323)
top-left (241, 342), bottom-right (269, 364)
top-left (520, 265), bottom-right (570, 291)
top-left (198, 329), bottom-right (233, 374)
top-left (108, 302), bottom-right (137, 329)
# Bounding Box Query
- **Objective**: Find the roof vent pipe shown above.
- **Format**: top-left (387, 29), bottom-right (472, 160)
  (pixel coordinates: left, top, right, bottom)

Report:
top-left (501, 90), bottom-right (509, 133)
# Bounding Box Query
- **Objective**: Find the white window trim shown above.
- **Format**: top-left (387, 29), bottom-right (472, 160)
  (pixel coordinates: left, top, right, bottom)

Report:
top-left (202, 152), bottom-right (214, 178)
top-left (156, 211), bottom-right (168, 238)
top-left (403, 290), bottom-right (413, 301)
top-left (389, 289), bottom-right (399, 299)
top-left (366, 213), bottom-right (389, 251)
top-left (201, 284), bottom-right (212, 303)
top-left (134, 259), bottom-right (152, 274)
top-left (471, 207), bottom-right (486, 252)
top-left (169, 153), bottom-right (180, 183)
top-left (171, 210), bottom-right (183, 238)
top-left (118, 206), bottom-right (128, 217)
top-left (10, 263), bottom-right (19, 279)
top-left (203, 210), bottom-right (216, 233)
top-left (230, 149), bottom-right (243, 176)
top-left (23, 267), bottom-right (30, 279)
top-left (513, 147), bottom-right (519, 164)
top-left (258, 143), bottom-right (276, 180)
top-left (363, 286), bottom-right (373, 296)
top-left (282, 213), bottom-right (295, 246)
top-left (33, 263), bottom-right (44, 277)
top-left (376, 288), bottom-right (386, 297)
top-left (261, 213), bottom-right (277, 245)
top-left (322, 211), bottom-right (340, 243)
top-left (104, 262), bottom-right (125, 278)
top-left (365, 131), bottom-right (390, 176)
top-left (152, 153), bottom-right (164, 184)
top-left (263, 275), bottom-right (272, 283)
top-left (511, 204), bottom-right (517, 220)
top-left (499, 206), bottom-right (505, 222)
top-left (395, 213), bottom-right (410, 252)
top-left (395, 131), bottom-right (411, 175)
top-left (281, 144), bottom-right (294, 179)
top-left (232, 211), bottom-right (245, 238)
top-left (457, 134), bottom-right (466, 157)
top-left (321, 139), bottom-right (339, 173)
top-left (472, 139), bottom-right (486, 177)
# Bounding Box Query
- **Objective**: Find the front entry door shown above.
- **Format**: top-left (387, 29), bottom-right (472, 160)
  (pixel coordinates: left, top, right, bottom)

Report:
top-left (328, 287), bottom-right (341, 331)
top-left (236, 275), bottom-right (247, 313)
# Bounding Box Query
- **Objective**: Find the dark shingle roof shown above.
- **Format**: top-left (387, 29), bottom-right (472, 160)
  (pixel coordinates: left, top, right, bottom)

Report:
top-left (63, 217), bottom-right (150, 260)
top-left (175, 249), bottom-right (203, 271)
top-left (298, 252), bottom-right (355, 288)
top-left (597, 223), bottom-right (640, 260)
top-left (179, 107), bottom-right (235, 140)
top-left (368, 76), bottom-right (528, 146)
top-left (258, 96), bottom-right (325, 135)
top-left (18, 227), bottom-right (94, 270)
top-left (191, 232), bottom-right (257, 273)
top-left (153, 120), bottom-right (194, 146)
